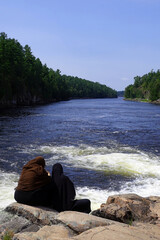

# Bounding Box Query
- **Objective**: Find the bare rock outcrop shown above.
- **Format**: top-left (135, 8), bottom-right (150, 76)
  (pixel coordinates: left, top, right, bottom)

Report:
top-left (13, 225), bottom-right (76, 240)
top-left (1, 202), bottom-right (117, 239)
top-left (56, 211), bottom-right (117, 233)
top-left (91, 193), bottom-right (160, 225)
top-left (1, 194), bottom-right (160, 240)
top-left (6, 202), bottom-right (58, 225)
top-left (73, 223), bottom-right (160, 240)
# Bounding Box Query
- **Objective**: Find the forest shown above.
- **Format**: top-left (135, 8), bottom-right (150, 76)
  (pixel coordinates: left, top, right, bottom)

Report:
top-left (124, 70), bottom-right (160, 101)
top-left (0, 32), bottom-right (117, 107)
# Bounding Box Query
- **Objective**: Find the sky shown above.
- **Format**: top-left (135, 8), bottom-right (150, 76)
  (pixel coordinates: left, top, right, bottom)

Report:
top-left (1, 0), bottom-right (160, 91)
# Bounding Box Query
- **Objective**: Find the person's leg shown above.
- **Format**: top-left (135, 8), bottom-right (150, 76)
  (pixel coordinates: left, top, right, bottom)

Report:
top-left (30, 186), bottom-right (52, 206)
top-left (14, 190), bottom-right (35, 205)
top-left (71, 199), bottom-right (91, 213)
top-left (39, 181), bottom-right (61, 211)
top-left (14, 183), bottom-right (53, 207)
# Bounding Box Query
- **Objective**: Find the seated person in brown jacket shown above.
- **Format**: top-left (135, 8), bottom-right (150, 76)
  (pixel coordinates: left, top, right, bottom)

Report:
top-left (15, 157), bottom-right (91, 213)
top-left (14, 156), bottom-right (54, 207)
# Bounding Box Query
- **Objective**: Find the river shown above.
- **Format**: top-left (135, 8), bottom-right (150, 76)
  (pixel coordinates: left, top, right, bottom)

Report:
top-left (0, 97), bottom-right (160, 211)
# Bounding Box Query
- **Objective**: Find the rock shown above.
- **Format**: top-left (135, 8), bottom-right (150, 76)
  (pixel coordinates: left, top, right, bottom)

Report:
top-left (91, 194), bottom-right (160, 224)
top-left (3, 196), bottom-right (160, 240)
top-left (13, 225), bottom-right (76, 240)
top-left (92, 203), bottom-right (132, 223)
top-left (146, 196), bottom-right (160, 224)
top-left (13, 232), bottom-right (34, 240)
top-left (73, 223), bottom-right (160, 240)
top-left (6, 202), bottom-right (58, 225)
top-left (0, 210), bottom-right (14, 224)
top-left (152, 98), bottom-right (160, 104)
top-left (0, 215), bottom-right (40, 240)
top-left (0, 216), bottom-right (30, 233)
top-left (56, 211), bottom-right (119, 233)
top-left (13, 222), bottom-right (160, 240)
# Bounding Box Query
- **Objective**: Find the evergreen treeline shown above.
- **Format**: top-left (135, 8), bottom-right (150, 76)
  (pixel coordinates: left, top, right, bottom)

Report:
top-left (124, 70), bottom-right (160, 101)
top-left (0, 32), bottom-right (117, 106)
top-left (117, 91), bottom-right (124, 97)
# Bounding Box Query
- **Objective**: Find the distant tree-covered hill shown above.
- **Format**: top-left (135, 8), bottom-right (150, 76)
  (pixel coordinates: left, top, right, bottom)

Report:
top-left (0, 32), bottom-right (117, 107)
top-left (124, 70), bottom-right (160, 101)
top-left (117, 91), bottom-right (124, 97)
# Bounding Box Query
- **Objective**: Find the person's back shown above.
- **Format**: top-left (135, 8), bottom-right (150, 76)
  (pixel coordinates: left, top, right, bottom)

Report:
top-left (16, 156), bottom-right (51, 191)
top-left (52, 163), bottom-right (91, 213)
top-left (15, 156), bottom-right (52, 206)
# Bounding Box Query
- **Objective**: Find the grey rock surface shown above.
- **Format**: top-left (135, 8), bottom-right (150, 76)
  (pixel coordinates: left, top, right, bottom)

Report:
top-left (92, 193), bottom-right (160, 224)
top-left (6, 202), bottom-right (58, 225)
top-left (13, 225), bottom-right (76, 240)
top-left (73, 223), bottom-right (160, 240)
top-left (2, 194), bottom-right (160, 240)
top-left (56, 211), bottom-right (119, 233)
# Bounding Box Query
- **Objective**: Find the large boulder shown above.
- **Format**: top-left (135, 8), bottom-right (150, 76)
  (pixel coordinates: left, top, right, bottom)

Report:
top-left (73, 223), bottom-right (160, 240)
top-left (13, 223), bottom-right (160, 240)
top-left (0, 215), bottom-right (39, 239)
top-left (13, 225), bottom-right (76, 240)
top-left (56, 211), bottom-right (118, 233)
top-left (0, 203), bottom-right (59, 239)
top-left (2, 196), bottom-right (160, 240)
top-left (91, 194), bottom-right (160, 224)
top-left (5, 202), bottom-right (58, 225)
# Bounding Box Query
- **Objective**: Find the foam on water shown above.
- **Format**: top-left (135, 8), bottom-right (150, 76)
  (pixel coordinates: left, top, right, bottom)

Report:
top-left (19, 143), bottom-right (160, 210)
top-left (37, 144), bottom-right (160, 178)
top-left (0, 171), bottom-right (18, 210)
top-left (2, 143), bottom-right (160, 211)
top-left (76, 177), bottom-right (160, 210)
top-left (1, 173), bottom-right (160, 211)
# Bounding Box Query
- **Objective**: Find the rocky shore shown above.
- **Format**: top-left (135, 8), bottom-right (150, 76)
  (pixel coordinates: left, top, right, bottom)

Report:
top-left (1, 194), bottom-right (160, 240)
top-left (124, 98), bottom-right (160, 105)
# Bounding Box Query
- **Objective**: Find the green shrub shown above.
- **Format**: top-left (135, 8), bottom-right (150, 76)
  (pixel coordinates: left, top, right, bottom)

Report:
top-left (2, 229), bottom-right (14, 240)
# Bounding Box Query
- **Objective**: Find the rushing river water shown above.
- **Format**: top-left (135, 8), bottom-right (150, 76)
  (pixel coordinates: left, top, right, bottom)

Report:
top-left (0, 97), bottom-right (160, 211)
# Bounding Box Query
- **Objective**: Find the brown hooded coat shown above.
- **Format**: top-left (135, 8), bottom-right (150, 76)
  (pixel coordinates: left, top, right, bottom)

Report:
top-left (16, 156), bottom-right (51, 191)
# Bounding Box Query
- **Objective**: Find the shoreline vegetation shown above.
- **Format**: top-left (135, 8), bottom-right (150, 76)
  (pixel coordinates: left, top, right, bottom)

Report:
top-left (124, 69), bottom-right (160, 104)
top-left (124, 98), bottom-right (160, 105)
top-left (0, 32), bottom-right (117, 108)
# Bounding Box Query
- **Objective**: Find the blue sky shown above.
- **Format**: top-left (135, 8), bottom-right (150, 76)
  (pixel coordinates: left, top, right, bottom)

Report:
top-left (1, 0), bottom-right (160, 91)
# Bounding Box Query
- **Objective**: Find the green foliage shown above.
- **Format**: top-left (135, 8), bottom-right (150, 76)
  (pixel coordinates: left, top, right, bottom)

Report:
top-left (117, 91), bottom-right (124, 97)
top-left (124, 70), bottom-right (160, 101)
top-left (128, 217), bottom-right (133, 226)
top-left (2, 229), bottom-right (14, 240)
top-left (0, 32), bottom-right (117, 106)
top-left (63, 75), bottom-right (117, 99)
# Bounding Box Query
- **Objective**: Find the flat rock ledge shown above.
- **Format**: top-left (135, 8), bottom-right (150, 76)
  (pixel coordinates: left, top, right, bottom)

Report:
top-left (0, 194), bottom-right (160, 240)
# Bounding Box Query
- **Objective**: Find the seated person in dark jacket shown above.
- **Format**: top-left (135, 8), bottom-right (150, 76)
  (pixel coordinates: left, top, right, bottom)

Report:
top-left (52, 163), bottom-right (91, 213)
top-left (14, 156), bottom-right (53, 207)
top-left (15, 157), bottom-right (91, 213)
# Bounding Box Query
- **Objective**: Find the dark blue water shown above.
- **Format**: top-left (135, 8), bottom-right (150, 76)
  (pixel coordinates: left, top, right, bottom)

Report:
top-left (0, 98), bottom-right (160, 199)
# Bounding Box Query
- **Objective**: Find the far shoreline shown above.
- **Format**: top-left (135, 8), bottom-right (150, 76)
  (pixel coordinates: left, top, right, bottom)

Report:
top-left (124, 98), bottom-right (160, 105)
top-left (0, 96), bottom-right (118, 110)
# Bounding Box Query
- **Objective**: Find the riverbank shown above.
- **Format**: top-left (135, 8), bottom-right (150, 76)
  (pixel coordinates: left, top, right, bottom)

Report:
top-left (124, 98), bottom-right (160, 105)
top-left (0, 98), bottom-right (62, 109)
top-left (1, 194), bottom-right (160, 240)
top-left (0, 96), bottom-right (119, 109)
